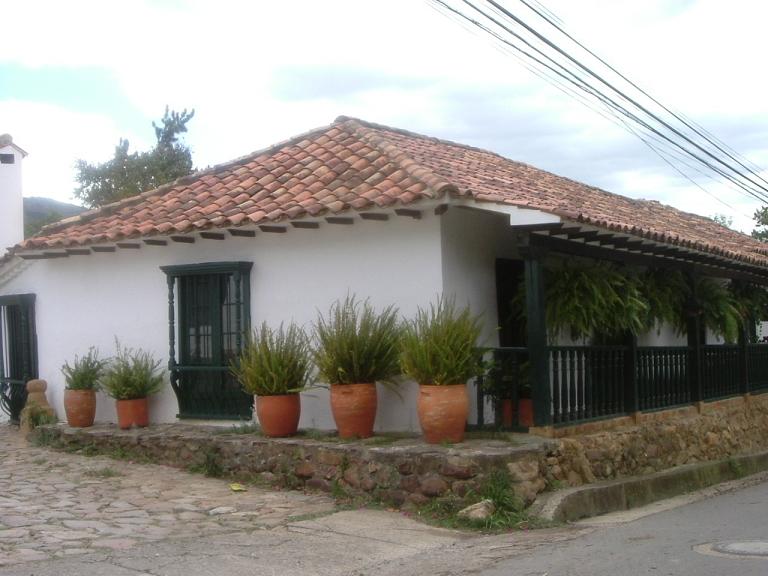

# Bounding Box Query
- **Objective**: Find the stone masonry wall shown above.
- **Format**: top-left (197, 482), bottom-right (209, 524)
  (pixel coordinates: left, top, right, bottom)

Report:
top-left (40, 393), bottom-right (768, 509)
top-left (546, 394), bottom-right (768, 487)
top-left (46, 426), bottom-right (551, 507)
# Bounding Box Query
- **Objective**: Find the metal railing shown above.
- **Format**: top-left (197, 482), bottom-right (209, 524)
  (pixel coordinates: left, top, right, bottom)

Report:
top-left (480, 341), bottom-right (768, 428)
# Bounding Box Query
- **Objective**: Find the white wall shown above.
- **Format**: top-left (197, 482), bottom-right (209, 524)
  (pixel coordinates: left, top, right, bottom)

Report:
top-left (0, 213), bottom-right (444, 431)
top-left (0, 141), bottom-right (24, 255)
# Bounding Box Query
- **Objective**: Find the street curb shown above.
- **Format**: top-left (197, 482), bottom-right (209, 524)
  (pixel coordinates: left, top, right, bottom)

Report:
top-left (529, 450), bottom-right (768, 522)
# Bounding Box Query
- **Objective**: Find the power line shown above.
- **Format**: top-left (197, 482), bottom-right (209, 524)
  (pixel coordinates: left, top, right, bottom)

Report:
top-left (479, 0), bottom-right (768, 201)
top-left (514, 0), bottom-right (768, 191)
top-left (430, 0), bottom-right (768, 205)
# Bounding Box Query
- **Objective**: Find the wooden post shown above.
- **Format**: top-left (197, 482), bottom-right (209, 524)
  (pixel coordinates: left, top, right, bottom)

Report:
top-left (739, 324), bottom-right (750, 394)
top-left (520, 242), bottom-right (551, 427)
top-left (686, 272), bottom-right (703, 403)
top-left (624, 332), bottom-right (639, 414)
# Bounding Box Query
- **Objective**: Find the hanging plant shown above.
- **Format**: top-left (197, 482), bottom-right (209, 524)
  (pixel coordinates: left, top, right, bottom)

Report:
top-left (695, 277), bottom-right (742, 343)
top-left (730, 281), bottom-right (768, 340)
top-left (544, 264), bottom-right (649, 340)
top-left (638, 268), bottom-right (688, 334)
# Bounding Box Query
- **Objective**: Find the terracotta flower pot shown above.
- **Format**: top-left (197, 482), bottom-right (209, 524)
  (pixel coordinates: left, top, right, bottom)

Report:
top-left (417, 383), bottom-right (468, 444)
top-left (330, 383), bottom-right (377, 438)
top-left (116, 398), bottom-right (149, 430)
top-left (63, 389), bottom-right (96, 428)
top-left (256, 394), bottom-right (301, 437)
top-left (501, 398), bottom-right (533, 428)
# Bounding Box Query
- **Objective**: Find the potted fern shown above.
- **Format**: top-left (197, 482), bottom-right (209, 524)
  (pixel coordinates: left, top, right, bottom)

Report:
top-left (232, 322), bottom-right (311, 437)
top-left (62, 348), bottom-right (107, 428)
top-left (101, 342), bottom-right (164, 429)
top-left (400, 297), bottom-right (484, 443)
top-left (313, 296), bottom-right (401, 439)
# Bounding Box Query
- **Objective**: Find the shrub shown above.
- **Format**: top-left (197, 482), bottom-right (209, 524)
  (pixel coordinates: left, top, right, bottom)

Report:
top-left (61, 347), bottom-right (107, 391)
top-left (232, 322), bottom-right (312, 396)
top-left (314, 296), bottom-right (401, 384)
top-left (101, 341), bottom-right (164, 400)
top-left (400, 297), bottom-right (484, 385)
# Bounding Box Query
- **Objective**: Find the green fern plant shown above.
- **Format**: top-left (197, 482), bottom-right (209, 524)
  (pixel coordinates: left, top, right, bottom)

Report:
top-left (400, 297), bottom-right (484, 385)
top-left (61, 348), bottom-right (107, 391)
top-left (313, 296), bottom-right (402, 384)
top-left (695, 277), bottom-right (742, 343)
top-left (543, 263), bottom-right (649, 340)
top-left (232, 322), bottom-right (311, 396)
top-left (101, 341), bottom-right (164, 400)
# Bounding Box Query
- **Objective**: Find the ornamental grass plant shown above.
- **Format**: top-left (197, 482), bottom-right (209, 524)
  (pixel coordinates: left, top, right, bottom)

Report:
top-left (101, 342), bottom-right (164, 400)
top-left (313, 296), bottom-right (402, 385)
top-left (61, 348), bottom-right (107, 390)
top-left (400, 297), bottom-right (484, 385)
top-left (232, 322), bottom-right (312, 396)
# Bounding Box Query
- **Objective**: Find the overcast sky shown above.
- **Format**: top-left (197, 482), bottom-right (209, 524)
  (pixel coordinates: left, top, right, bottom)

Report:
top-left (1, 0), bottom-right (767, 233)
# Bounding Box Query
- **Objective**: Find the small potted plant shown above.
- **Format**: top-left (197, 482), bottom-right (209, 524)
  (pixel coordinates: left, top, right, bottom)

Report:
top-left (101, 341), bottom-right (164, 429)
top-left (232, 322), bottom-right (312, 437)
top-left (400, 297), bottom-right (484, 444)
top-left (313, 296), bottom-right (401, 439)
top-left (62, 348), bottom-right (107, 428)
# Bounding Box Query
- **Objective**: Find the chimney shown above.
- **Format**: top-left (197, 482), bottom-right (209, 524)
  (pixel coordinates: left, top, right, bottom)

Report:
top-left (0, 134), bottom-right (26, 255)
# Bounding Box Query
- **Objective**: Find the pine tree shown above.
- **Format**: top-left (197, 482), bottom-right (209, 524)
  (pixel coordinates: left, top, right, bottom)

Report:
top-left (74, 107), bottom-right (195, 208)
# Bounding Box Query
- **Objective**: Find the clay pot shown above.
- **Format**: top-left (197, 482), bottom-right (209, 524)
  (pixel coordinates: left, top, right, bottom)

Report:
top-left (330, 383), bottom-right (377, 438)
top-left (256, 394), bottom-right (301, 437)
top-left (417, 384), bottom-right (468, 444)
top-left (115, 398), bottom-right (149, 429)
top-left (501, 398), bottom-right (533, 428)
top-left (64, 389), bottom-right (96, 427)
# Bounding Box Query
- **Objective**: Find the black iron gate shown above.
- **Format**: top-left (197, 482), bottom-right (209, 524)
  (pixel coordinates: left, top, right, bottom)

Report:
top-left (0, 294), bottom-right (37, 423)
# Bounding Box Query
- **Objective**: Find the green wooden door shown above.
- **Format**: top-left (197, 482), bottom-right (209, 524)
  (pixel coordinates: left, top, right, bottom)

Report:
top-left (162, 263), bottom-right (253, 420)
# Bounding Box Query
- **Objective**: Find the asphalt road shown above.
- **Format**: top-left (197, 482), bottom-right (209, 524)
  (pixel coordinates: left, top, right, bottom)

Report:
top-left (480, 476), bottom-right (768, 576)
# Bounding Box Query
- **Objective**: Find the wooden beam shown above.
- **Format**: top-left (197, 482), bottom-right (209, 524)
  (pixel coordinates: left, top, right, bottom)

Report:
top-left (170, 236), bottom-right (195, 244)
top-left (18, 254), bottom-right (49, 260)
top-left (434, 205), bottom-right (449, 216)
top-left (394, 208), bottom-right (422, 219)
top-left (92, 246), bottom-right (116, 253)
top-left (291, 221), bottom-right (320, 229)
top-left (229, 229), bottom-right (256, 238)
top-left (200, 232), bottom-right (226, 240)
top-left (116, 243), bottom-right (140, 249)
top-left (325, 217), bottom-right (354, 225)
top-left (530, 234), bottom-right (768, 283)
top-left (549, 226), bottom-right (582, 236)
top-left (511, 222), bottom-right (563, 233)
top-left (65, 248), bottom-right (91, 256)
top-left (143, 239), bottom-right (168, 246)
top-left (259, 225), bottom-right (287, 233)
top-left (360, 213), bottom-right (389, 221)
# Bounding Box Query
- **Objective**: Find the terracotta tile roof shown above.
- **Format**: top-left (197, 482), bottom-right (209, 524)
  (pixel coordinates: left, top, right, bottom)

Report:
top-left (19, 116), bottom-right (768, 268)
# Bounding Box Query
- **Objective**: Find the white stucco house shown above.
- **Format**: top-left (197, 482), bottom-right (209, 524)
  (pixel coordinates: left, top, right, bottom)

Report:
top-left (2, 117), bottom-right (768, 432)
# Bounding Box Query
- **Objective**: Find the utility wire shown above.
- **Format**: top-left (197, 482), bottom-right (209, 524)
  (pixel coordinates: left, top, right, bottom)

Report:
top-left (443, 0), bottom-right (768, 203)
top-left (479, 0), bottom-right (768, 201)
top-left (515, 0), bottom-right (768, 190)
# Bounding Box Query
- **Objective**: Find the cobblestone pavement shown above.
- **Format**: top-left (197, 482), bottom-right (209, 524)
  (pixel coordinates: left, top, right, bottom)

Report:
top-left (0, 425), bottom-right (591, 575)
top-left (0, 424), bottom-right (334, 568)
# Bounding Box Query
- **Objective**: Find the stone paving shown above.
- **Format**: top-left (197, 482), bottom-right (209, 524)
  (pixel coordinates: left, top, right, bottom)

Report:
top-left (0, 424), bottom-right (334, 567)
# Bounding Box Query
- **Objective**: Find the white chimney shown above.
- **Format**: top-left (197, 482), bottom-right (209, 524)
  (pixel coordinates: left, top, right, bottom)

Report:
top-left (0, 134), bottom-right (26, 255)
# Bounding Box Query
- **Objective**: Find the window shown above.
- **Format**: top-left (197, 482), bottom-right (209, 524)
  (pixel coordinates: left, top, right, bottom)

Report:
top-left (0, 294), bottom-right (37, 423)
top-left (161, 262), bottom-right (252, 419)
top-left (0, 154), bottom-right (14, 164)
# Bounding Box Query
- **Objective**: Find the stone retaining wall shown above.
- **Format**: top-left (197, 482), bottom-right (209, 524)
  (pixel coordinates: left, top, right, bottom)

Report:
top-left (37, 393), bottom-right (768, 509)
top-left (42, 426), bottom-right (551, 507)
top-left (546, 393), bottom-right (768, 486)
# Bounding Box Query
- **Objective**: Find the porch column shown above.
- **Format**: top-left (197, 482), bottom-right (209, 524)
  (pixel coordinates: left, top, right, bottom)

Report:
top-left (520, 243), bottom-right (551, 427)
top-left (685, 272), bottom-right (703, 403)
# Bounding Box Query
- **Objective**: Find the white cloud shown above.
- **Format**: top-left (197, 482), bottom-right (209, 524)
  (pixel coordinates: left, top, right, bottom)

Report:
top-left (0, 101), bottom-right (145, 203)
top-left (1, 0), bottom-right (767, 232)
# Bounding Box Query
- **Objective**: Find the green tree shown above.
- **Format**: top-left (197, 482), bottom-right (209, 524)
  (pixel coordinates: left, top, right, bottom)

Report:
top-left (74, 107), bottom-right (195, 208)
top-left (711, 213), bottom-right (733, 229)
top-left (753, 207), bottom-right (768, 242)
